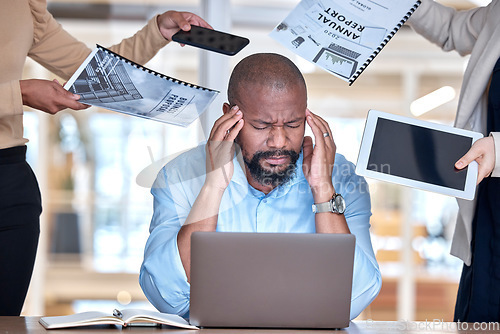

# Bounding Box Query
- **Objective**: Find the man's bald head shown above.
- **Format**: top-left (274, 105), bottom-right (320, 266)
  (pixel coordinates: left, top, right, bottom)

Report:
top-left (227, 53), bottom-right (307, 106)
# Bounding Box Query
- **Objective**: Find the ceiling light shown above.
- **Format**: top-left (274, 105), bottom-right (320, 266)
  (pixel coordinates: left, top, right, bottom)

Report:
top-left (467, 0), bottom-right (491, 6)
top-left (410, 86), bottom-right (456, 117)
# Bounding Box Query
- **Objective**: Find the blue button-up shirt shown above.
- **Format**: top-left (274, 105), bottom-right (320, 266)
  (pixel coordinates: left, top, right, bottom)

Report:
top-left (140, 144), bottom-right (381, 320)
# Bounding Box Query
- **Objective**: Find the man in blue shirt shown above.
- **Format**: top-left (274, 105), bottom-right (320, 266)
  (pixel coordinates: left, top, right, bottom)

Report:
top-left (140, 53), bottom-right (381, 320)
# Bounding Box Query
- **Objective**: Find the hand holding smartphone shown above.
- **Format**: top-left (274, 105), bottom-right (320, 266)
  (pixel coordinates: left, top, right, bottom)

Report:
top-left (172, 25), bottom-right (249, 56)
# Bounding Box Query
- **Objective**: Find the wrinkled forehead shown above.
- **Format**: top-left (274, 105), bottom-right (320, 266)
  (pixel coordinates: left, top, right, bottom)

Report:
top-left (237, 83), bottom-right (307, 123)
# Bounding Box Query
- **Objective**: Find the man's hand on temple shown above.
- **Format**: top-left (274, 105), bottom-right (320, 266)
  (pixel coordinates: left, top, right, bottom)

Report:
top-left (176, 106), bottom-right (242, 281)
top-left (302, 109), bottom-right (336, 203)
top-left (205, 105), bottom-right (244, 192)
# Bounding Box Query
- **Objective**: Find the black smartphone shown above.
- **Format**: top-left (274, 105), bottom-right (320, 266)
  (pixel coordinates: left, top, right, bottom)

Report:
top-left (172, 25), bottom-right (249, 56)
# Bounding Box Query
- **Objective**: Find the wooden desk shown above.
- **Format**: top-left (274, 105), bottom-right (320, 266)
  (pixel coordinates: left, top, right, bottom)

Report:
top-left (3, 317), bottom-right (500, 333)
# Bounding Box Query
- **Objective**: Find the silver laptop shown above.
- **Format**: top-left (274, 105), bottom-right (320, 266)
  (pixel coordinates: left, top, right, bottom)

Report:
top-left (189, 232), bottom-right (355, 329)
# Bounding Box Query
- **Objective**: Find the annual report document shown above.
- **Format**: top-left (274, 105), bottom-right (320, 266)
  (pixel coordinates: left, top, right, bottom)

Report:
top-left (270, 0), bottom-right (421, 84)
top-left (64, 45), bottom-right (219, 127)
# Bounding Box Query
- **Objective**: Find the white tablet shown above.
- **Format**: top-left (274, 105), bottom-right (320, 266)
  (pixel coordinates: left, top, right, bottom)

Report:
top-left (355, 110), bottom-right (483, 200)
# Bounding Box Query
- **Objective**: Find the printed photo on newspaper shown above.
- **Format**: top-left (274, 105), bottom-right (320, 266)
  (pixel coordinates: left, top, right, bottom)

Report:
top-left (269, 0), bottom-right (420, 84)
top-left (64, 45), bottom-right (219, 127)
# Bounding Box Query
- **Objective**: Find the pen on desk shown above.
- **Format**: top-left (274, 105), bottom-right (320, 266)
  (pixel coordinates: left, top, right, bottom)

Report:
top-left (113, 309), bottom-right (123, 319)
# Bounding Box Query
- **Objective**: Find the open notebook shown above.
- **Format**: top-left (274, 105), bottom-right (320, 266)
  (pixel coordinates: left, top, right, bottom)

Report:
top-left (39, 308), bottom-right (197, 329)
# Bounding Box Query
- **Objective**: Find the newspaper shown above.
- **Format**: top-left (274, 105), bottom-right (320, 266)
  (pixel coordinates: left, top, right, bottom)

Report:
top-left (64, 45), bottom-right (219, 127)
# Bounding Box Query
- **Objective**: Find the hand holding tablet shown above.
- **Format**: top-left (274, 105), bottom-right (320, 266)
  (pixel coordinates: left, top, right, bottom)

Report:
top-left (455, 135), bottom-right (496, 184)
top-left (356, 110), bottom-right (483, 200)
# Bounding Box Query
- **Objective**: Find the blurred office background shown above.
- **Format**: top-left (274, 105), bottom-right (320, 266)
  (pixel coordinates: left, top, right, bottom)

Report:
top-left (22, 0), bottom-right (489, 321)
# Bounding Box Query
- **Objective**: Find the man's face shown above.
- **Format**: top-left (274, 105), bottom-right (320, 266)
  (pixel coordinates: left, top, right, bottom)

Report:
top-left (230, 83), bottom-right (307, 188)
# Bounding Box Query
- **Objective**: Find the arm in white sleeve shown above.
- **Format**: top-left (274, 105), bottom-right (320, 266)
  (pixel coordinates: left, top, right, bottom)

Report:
top-left (139, 167), bottom-right (192, 316)
top-left (338, 166), bottom-right (382, 320)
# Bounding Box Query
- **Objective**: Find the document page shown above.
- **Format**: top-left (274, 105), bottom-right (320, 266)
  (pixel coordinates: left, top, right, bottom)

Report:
top-left (270, 0), bottom-right (420, 83)
top-left (65, 46), bottom-right (219, 127)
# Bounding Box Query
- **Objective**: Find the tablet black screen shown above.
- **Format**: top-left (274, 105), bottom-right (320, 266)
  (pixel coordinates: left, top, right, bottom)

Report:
top-left (367, 118), bottom-right (472, 190)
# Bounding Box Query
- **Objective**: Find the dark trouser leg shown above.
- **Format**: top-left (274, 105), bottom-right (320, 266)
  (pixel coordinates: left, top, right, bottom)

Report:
top-left (0, 146), bottom-right (41, 316)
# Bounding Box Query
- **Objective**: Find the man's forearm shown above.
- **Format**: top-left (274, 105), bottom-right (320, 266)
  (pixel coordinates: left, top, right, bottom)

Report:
top-left (315, 212), bottom-right (350, 234)
top-left (177, 184), bottom-right (225, 281)
top-left (312, 185), bottom-right (350, 234)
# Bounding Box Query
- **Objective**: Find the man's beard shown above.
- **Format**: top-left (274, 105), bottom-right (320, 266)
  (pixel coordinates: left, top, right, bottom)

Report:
top-left (243, 149), bottom-right (300, 187)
